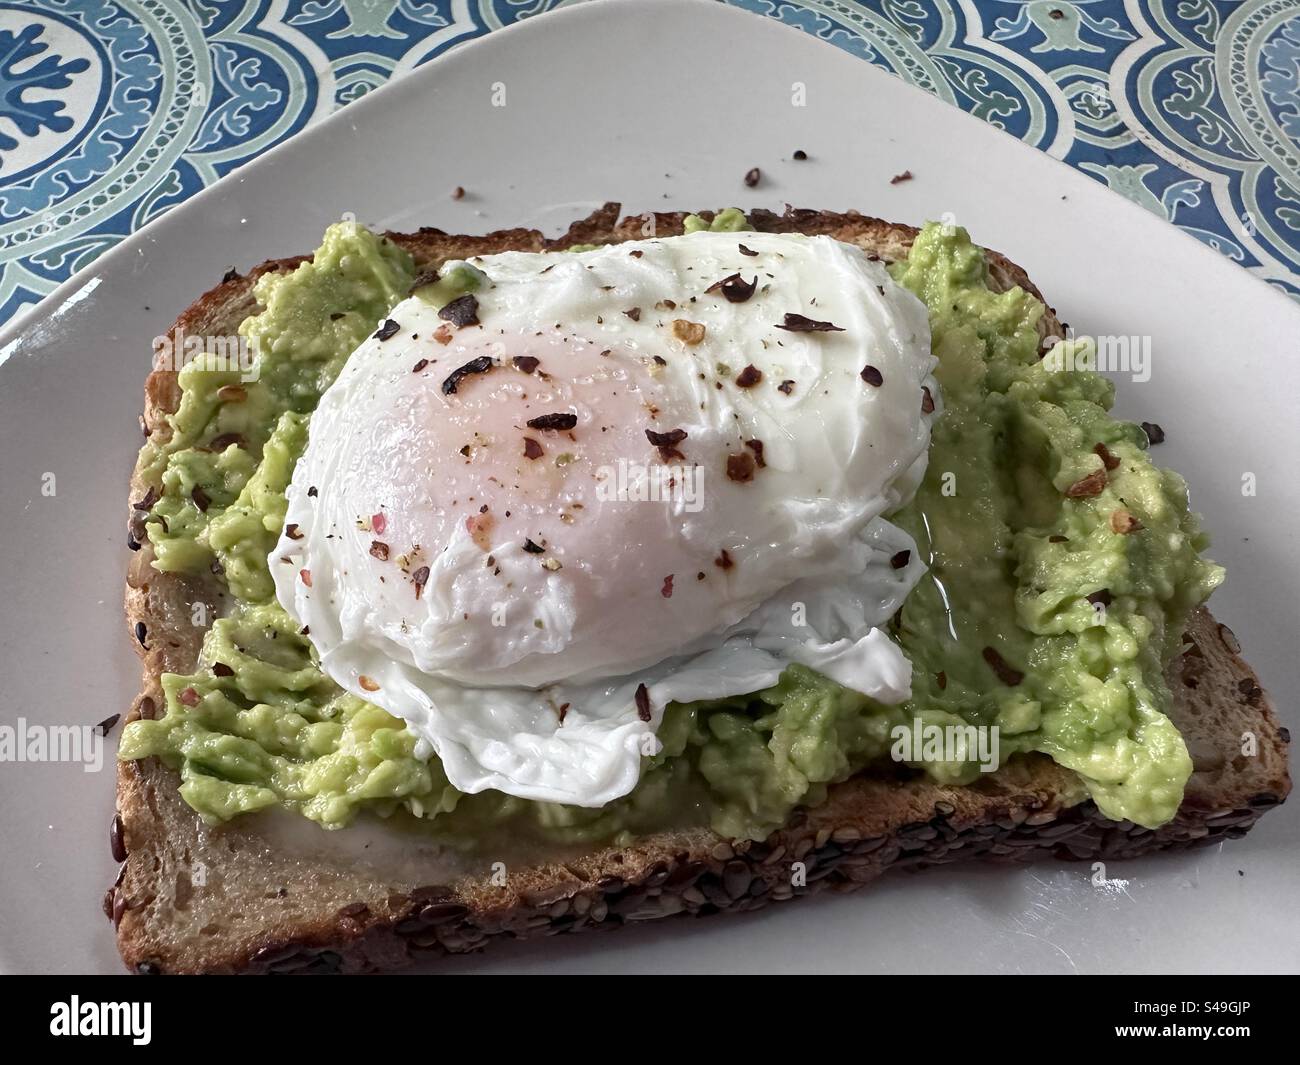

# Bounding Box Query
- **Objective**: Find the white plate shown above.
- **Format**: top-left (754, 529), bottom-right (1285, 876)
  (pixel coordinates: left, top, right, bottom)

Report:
top-left (0, 0), bottom-right (1295, 975)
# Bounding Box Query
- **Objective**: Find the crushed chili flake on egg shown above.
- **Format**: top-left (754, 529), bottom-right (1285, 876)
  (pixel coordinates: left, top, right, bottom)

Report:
top-left (776, 313), bottom-right (844, 333)
top-left (726, 452), bottom-right (756, 483)
top-left (412, 565), bottom-right (430, 599)
top-left (525, 412), bottom-right (578, 431)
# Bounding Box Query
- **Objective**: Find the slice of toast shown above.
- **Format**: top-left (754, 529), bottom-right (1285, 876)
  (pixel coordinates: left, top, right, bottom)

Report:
top-left (113, 204), bottom-right (1291, 974)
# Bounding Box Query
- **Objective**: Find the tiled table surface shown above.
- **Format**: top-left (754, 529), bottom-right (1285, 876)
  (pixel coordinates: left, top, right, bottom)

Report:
top-left (4, 0), bottom-right (1300, 326)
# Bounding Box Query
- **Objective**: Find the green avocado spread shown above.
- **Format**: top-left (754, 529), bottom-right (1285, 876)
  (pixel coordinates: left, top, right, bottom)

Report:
top-left (119, 218), bottom-right (1222, 844)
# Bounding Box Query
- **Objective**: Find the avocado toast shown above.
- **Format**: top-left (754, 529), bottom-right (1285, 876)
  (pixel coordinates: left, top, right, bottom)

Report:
top-left (113, 204), bottom-right (1291, 974)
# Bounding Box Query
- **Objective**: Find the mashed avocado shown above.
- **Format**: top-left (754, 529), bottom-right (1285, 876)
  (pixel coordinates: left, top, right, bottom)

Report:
top-left (120, 218), bottom-right (1222, 842)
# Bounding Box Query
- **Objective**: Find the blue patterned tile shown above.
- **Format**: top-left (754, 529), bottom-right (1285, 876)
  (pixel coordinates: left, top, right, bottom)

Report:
top-left (3, 0), bottom-right (1299, 326)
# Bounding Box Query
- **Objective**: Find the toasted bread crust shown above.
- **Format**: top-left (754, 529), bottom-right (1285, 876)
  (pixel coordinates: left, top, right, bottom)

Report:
top-left (114, 205), bottom-right (1290, 974)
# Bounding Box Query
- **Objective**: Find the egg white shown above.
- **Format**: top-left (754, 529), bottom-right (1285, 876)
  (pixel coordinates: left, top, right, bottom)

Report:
top-left (271, 230), bottom-right (937, 806)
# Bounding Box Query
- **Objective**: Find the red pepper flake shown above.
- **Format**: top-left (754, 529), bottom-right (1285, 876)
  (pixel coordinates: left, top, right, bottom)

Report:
top-left (374, 319), bottom-right (400, 341)
top-left (726, 452), bottom-right (756, 483)
top-left (890, 549), bottom-right (911, 569)
top-left (936, 671), bottom-right (947, 691)
top-left (1065, 467), bottom-right (1107, 498)
top-left (743, 167), bottom-right (761, 188)
top-left (433, 324), bottom-right (453, 345)
top-left (370, 541), bottom-right (390, 561)
top-left (557, 701), bottom-right (570, 723)
top-left (776, 313), bottom-right (844, 333)
top-left (522, 437), bottom-right (544, 460)
top-left (441, 355), bottom-right (494, 395)
top-left (359, 675), bottom-right (380, 692)
top-left (285, 523), bottom-right (303, 540)
top-left (526, 412), bottom-right (578, 431)
top-left (735, 364), bottom-right (763, 388)
top-left (412, 358), bottom-right (428, 374)
top-left (466, 513), bottom-right (494, 551)
top-left (645, 426), bottom-right (687, 462)
top-left (629, 249), bottom-right (643, 259)
top-left (710, 273), bottom-right (758, 303)
top-left (777, 379), bottom-right (795, 395)
top-left (1109, 508), bottom-right (1144, 534)
top-left (438, 294), bottom-right (479, 328)
top-left (624, 307), bottom-right (641, 322)
top-left (890, 170), bottom-right (914, 185)
top-left (744, 439), bottom-right (766, 468)
top-left (860, 365), bottom-right (884, 387)
top-left (738, 243), bottom-right (759, 257)
top-left (212, 662), bottom-right (235, 677)
top-left (714, 548), bottom-right (734, 570)
top-left (372, 512), bottom-right (387, 535)
top-left (634, 683), bottom-right (652, 721)
top-left (300, 568), bottom-right (313, 587)
top-left (921, 385), bottom-right (935, 414)
top-left (661, 575), bottom-right (674, 599)
top-left (191, 485), bottom-right (211, 512)
top-left (513, 355), bottom-right (540, 374)
top-left (982, 646), bottom-right (1024, 686)
top-left (178, 687), bottom-right (200, 707)
top-left (1094, 442), bottom-right (1121, 470)
top-left (412, 565), bottom-right (430, 598)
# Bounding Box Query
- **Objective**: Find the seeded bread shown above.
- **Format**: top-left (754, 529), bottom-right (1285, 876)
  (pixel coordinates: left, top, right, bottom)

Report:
top-left (113, 204), bottom-right (1291, 974)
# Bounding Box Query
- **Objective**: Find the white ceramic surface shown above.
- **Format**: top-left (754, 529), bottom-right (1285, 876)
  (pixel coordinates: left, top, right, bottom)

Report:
top-left (0, 0), bottom-right (1295, 975)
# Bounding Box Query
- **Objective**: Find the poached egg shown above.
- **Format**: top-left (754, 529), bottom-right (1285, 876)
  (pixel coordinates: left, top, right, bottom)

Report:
top-left (270, 229), bottom-right (937, 807)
